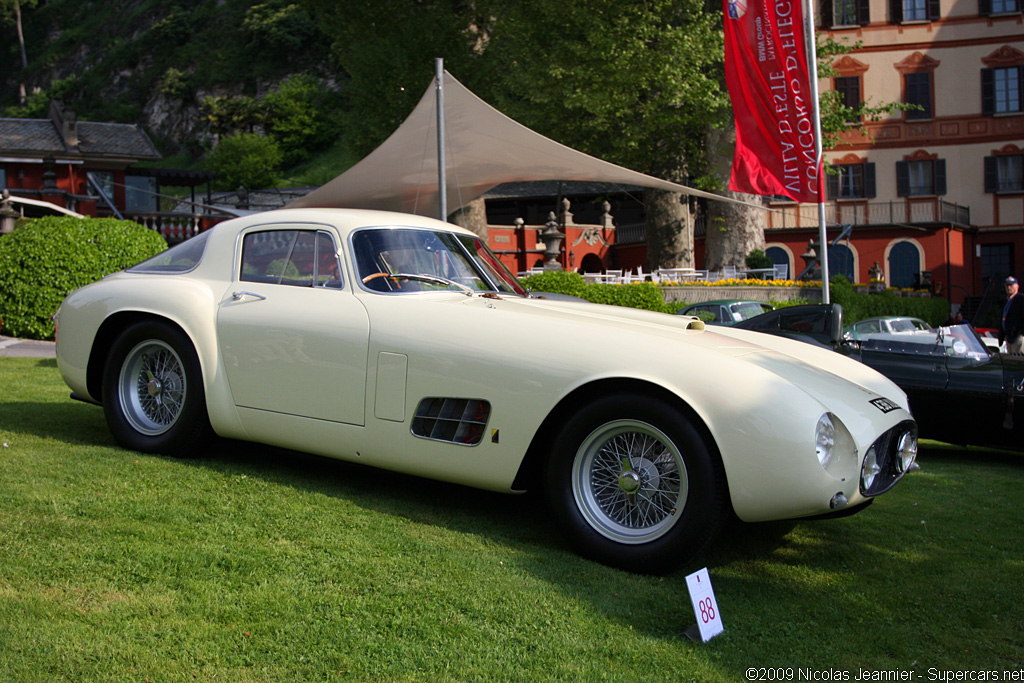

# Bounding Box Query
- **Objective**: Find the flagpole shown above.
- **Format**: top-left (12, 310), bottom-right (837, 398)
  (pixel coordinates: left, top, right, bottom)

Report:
top-left (435, 57), bottom-right (447, 222)
top-left (803, 0), bottom-right (830, 304)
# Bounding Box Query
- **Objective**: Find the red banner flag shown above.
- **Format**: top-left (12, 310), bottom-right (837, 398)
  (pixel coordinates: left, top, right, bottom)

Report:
top-left (723, 0), bottom-right (823, 203)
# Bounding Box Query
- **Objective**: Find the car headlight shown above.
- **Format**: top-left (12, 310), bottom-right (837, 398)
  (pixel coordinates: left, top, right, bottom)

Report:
top-left (815, 414), bottom-right (836, 469)
top-left (895, 428), bottom-right (918, 473)
top-left (861, 445), bottom-right (881, 490)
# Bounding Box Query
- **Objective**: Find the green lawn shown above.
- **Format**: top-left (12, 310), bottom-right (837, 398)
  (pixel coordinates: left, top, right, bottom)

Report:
top-left (1, 358), bottom-right (1022, 682)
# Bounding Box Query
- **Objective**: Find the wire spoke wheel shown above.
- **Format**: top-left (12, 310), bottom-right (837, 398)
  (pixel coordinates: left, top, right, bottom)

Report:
top-left (118, 339), bottom-right (187, 436)
top-left (572, 419), bottom-right (689, 544)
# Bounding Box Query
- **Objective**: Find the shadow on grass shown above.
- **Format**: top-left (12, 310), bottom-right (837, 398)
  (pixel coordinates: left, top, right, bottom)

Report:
top-left (11, 391), bottom-right (1024, 653)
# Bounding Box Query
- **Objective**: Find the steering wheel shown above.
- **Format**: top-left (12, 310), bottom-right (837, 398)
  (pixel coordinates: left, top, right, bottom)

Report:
top-left (361, 272), bottom-right (402, 289)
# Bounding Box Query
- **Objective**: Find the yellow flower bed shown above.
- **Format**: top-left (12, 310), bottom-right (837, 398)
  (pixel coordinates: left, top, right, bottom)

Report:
top-left (656, 278), bottom-right (822, 288)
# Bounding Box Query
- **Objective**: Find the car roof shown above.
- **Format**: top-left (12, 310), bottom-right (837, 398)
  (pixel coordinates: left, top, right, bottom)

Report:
top-left (212, 207), bottom-right (477, 240)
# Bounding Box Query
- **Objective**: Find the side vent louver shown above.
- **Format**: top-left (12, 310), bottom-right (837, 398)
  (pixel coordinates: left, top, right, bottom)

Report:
top-left (412, 398), bottom-right (491, 446)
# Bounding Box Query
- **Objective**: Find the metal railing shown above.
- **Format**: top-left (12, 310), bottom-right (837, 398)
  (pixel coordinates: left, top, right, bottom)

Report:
top-left (768, 198), bottom-right (971, 229)
top-left (127, 212), bottom-right (205, 243)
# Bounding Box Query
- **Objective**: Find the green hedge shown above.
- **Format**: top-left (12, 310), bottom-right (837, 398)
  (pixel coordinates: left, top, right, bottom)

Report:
top-left (520, 271), bottom-right (674, 313)
top-left (829, 276), bottom-right (949, 326)
top-left (0, 216), bottom-right (167, 340)
top-left (520, 271), bottom-right (951, 325)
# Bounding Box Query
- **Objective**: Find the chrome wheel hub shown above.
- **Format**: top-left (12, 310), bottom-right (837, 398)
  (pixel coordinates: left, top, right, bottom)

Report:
top-left (118, 341), bottom-right (187, 436)
top-left (572, 419), bottom-right (689, 544)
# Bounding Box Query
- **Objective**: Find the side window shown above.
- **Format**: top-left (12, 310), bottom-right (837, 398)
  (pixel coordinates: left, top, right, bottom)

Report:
top-left (240, 229), bottom-right (342, 288)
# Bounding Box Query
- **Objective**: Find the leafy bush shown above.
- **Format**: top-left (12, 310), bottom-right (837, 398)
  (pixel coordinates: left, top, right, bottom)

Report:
top-left (829, 275), bottom-right (949, 326)
top-left (211, 132), bottom-right (283, 190)
top-left (264, 74), bottom-right (339, 165)
top-left (745, 249), bottom-right (773, 270)
top-left (0, 216), bottom-right (167, 340)
top-left (520, 271), bottom-right (671, 312)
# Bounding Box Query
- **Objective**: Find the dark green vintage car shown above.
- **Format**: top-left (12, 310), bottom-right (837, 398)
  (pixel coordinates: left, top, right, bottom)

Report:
top-left (737, 304), bottom-right (1024, 452)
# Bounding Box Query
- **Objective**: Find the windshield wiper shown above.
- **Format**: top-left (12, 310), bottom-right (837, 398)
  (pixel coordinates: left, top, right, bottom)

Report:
top-left (392, 273), bottom-right (478, 296)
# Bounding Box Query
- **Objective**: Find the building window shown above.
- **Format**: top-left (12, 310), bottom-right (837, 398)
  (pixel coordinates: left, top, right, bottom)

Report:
top-left (888, 241), bottom-right (921, 289)
top-left (828, 244), bottom-right (856, 281)
top-left (835, 76), bottom-right (862, 122)
top-left (905, 72), bottom-right (933, 119)
top-left (985, 154), bottom-right (1024, 193)
top-left (982, 66), bottom-right (1023, 115)
top-left (891, 0), bottom-right (939, 21)
top-left (904, 0), bottom-right (928, 19)
top-left (0, 168), bottom-right (6, 189)
top-left (125, 175), bottom-right (158, 213)
top-left (827, 163), bottom-right (876, 199)
top-left (981, 244), bottom-right (1012, 290)
top-left (87, 171), bottom-right (116, 205)
top-left (824, 0), bottom-right (870, 25)
top-left (896, 159), bottom-right (947, 196)
top-left (980, 0), bottom-right (1021, 15)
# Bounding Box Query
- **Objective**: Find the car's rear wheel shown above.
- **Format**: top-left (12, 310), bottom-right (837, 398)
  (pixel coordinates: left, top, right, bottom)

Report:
top-left (545, 394), bottom-right (726, 574)
top-left (102, 320), bottom-right (211, 457)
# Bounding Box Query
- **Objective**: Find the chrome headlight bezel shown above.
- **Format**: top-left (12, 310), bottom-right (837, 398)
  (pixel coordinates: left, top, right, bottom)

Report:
top-left (815, 413), bottom-right (836, 469)
top-left (860, 420), bottom-right (918, 496)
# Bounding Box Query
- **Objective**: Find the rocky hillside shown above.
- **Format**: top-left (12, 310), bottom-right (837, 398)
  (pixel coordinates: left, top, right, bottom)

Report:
top-left (1, 0), bottom-right (336, 156)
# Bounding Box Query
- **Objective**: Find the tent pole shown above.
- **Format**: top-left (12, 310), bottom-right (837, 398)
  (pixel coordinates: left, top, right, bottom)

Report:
top-left (435, 58), bottom-right (447, 222)
top-left (803, 0), bottom-right (829, 303)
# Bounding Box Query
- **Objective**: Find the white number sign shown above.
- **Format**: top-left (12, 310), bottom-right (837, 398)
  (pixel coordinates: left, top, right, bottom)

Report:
top-left (685, 567), bottom-right (724, 642)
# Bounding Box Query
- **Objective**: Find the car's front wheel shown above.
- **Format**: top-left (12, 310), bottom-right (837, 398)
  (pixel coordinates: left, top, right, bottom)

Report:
top-left (102, 320), bottom-right (211, 457)
top-left (545, 395), bottom-right (727, 574)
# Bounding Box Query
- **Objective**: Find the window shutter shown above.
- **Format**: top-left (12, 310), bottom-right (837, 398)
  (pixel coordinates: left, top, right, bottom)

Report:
top-left (896, 161), bottom-right (910, 197)
top-left (984, 156), bottom-right (999, 193)
top-left (927, 0), bottom-right (940, 19)
top-left (858, 0), bottom-right (871, 24)
top-left (865, 163), bottom-right (877, 198)
top-left (1017, 67), bottom-right (1024, 112)
top-left (981, 69), bottom-right (995, 116)
top-left (890, 0), bottom-right (903, 22)
top-left (934, 159), bottom-right (947, 195)
top-left (821, 0), bottom-right (835, 26)
top-left (979, 0), bottom-right (991, 14)
top-left (827, 170), bottom-right (839, 199)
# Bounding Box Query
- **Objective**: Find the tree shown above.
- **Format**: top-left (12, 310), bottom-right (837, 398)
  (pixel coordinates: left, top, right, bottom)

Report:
top-left (703, 34), bottom-right (912, 273)
top-left (0, 0), bottom-right (38, 104)
top-left (210, 132), bottom-right (283, 191)
top-left (471, 0), bottom-right (729, 271)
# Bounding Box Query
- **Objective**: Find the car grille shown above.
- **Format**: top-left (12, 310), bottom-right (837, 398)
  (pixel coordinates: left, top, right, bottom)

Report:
top-left (861, 419), bottom-right (917, 497)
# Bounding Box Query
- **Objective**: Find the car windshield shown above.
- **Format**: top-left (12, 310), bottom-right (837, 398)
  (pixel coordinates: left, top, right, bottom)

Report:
top-left (351, 227), bottom-right (525, 295)
top-left (861, 323), bottom-right (990, 361)
top-left (730, 302), bottom-right (770, 321)
top-left (889, 319), bottom-right (918, 333)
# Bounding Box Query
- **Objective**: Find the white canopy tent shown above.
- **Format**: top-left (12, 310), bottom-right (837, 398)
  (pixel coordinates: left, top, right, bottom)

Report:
top-left (287, 70), bottom-right (754, 217)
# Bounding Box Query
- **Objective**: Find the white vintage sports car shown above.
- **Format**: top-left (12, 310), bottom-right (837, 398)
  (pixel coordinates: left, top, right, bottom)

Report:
top-left (55, 208), bottom-right (917, 573)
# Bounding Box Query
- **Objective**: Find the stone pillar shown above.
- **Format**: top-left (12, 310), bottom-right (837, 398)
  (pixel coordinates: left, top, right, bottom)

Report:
top-left (1, 191), bottom-right (20, 234)
top-left (539, 211), bottom-right (566, 271)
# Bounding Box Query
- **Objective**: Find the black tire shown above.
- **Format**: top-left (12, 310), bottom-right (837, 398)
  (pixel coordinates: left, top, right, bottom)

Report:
top-left (544, 394), bottom-right (727, 574)
top-left (101, 320), bottom-right (212, 457)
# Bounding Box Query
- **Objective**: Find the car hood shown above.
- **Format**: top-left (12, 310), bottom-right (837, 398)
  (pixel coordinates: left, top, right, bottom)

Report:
top-left (472, 295), bottom-right (909, 410)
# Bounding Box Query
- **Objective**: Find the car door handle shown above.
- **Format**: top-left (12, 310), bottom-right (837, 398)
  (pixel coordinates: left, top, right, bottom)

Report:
top-left (232, 291), bottom-right (267, 301)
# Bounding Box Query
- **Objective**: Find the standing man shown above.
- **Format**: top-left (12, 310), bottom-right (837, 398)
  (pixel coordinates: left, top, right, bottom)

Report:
top-left (999, 276), bottom-right (1024, 354)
